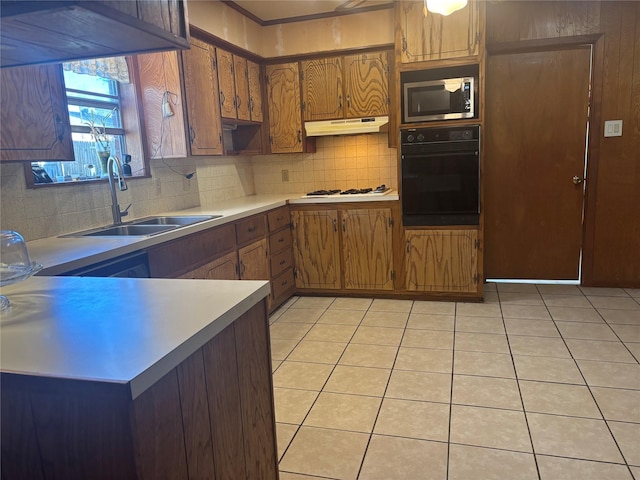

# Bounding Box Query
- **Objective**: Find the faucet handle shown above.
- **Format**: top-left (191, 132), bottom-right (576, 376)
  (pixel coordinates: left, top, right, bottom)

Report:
top-left (120, 203), bottom-right (132, 217)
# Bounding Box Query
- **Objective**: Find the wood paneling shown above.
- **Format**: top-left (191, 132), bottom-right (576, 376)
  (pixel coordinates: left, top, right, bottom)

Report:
top-left (181, 38), bottom-right (224, 155)
top-left (405, 229), bottom-right (479, 292)
top-left (302, 57), bottom-right (344, 120)
top-left (342, 208), bottom-right (394, 290)
top-left (484, 47), bottom-right (591, 280)
top-left (399, 0), bottom-right (480, 63)
top-left (235, 214), bottom-right (267, 246)
top-left (136, 51), bottom-right (188, 159)
top-left (217, 49), bottom-right (237, 119)
top-left (343, 51), bottom-right (390, 118)
top-left (291, 209), bottom-right (342, 289)
top-left (1, 64), bottom-right (74, 162)
top-left (266, 63), bottom-right (303, 153)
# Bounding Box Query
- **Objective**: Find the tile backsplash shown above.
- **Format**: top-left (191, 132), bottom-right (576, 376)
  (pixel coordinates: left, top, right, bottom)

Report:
top-left (251, 133), bottom-right (398, 194)
top-left (0, 156), bottom-right (254, 241)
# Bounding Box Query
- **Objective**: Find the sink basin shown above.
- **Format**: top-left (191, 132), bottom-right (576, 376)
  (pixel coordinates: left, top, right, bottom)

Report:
top-left (79, 224), bottom-right (177, 237)
top-left (130, 215), bottom-right (221, 226)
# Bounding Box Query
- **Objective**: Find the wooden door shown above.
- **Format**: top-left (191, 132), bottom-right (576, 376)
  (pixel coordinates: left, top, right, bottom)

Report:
top-left (301, 57), bottom-right (343, 121)
top-left (239, 238), bottom-right (269, 281)
top-left (136, 51), bottom-right (188, 159)
top-left (1, 64), bottom-right (74, 162)
top-left (181, 38), bottom-right (223, 155)
top-left (204, 251), bottom-right (239, 280)
top-left (342, 209), bottom-right (394, 290)
top-left (405, 229), bottom-right (479, 293)
top-left (247, 60), bottom-right (263, 122)
top-left (291, 210), bottom-right (341, 289)
top-left (399, 0), bottom-right (480, 63)
top-left (485, 47), bottom-right (591, 280)
top-left (234, 56), bottom-right (251, 121)
top-left (343, 52), bottom-right (389, 118)
top-left (216, 48), bottom-right (237, 120)
top-left (266, 63), bottom-right (302, 154)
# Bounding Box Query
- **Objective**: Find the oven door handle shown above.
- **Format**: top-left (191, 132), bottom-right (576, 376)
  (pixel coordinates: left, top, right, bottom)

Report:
top-left (402, 150), bottom-right (478, 159)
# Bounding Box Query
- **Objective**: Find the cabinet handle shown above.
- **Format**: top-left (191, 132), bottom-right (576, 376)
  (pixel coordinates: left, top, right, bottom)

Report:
top-left (55, 113), bottom-right (65, 142)
top-left (240, 261), bottom-right (245, 277)
top-left (279, 259), bottom-right (286, 266)
top-left (297, 130), bottom-right (302, 143)
top-left (276, 216), bottom-right (283, 222)
top-left (338, 95), bottom-right (343, 109)
top-left (347, 94), bottom-right (351, 109)
top-left (278, 237), bottom-right (284, 243)
top-left (342, 219), bottom-right (346, 232)
top-left (406, 240), bottom-right (411, 254)
top-left (220, 91), bottom-right (226, 107)
top-left (189, 126), bottom-right (196, 143)
top-left (248, 226), bottom-right (256, 233)
top-left (333, 218), bottom-right (337, 232)
top-left (235, 95), bottom-right (240, 109)
top-left (281, 280), bottom-right (288, 286)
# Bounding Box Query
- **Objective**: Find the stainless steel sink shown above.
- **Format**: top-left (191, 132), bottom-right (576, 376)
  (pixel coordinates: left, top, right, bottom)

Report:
top-left (79, 224), bottom-right (178, 237)
top-left (130, 215), bottom-right (221, 226)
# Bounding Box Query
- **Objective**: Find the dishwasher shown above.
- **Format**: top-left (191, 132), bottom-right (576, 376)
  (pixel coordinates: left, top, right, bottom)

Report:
top-left (60, 251), bottom-right (150, 278)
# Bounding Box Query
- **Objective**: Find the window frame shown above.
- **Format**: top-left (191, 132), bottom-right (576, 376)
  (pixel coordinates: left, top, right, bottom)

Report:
top-left (24, 57), bottom-right (151, 189)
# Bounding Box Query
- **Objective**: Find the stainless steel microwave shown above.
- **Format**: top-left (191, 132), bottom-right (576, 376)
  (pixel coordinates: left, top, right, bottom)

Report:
top-left (403, 77), bottom-right (474, 123)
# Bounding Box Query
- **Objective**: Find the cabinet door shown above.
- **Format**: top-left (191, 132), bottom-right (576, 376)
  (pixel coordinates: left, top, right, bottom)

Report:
top-left (399, 1), bottom-right (480, 63)
top-left (342, 209), bottom-right (394, 290)
top-left (239, 238), bottom-right (270, 281)
top-left (247, 60), bottom-right (263, 123)
top-left (301, 57), bottom-right (343, 121)
top-left (405, 229), bottom-right (479, 292)
top-left (204, 251), bottom-right (239, 280)
top-left (343, 52), bottom-right (389, 118)
top-left (136, 51), bottom-right (188, 159)
top-left (181, 38), bottom-right (223, 155)
top-left (266, 63), bottom-right (302, 154)
top-left (216, 49), bottom-right (237, 120)
top-left (234, 56), bottom-right (251, 121)
top-left (1, 64), bottom-right (74, 162)
top-left (291, 210), bottom-right (341, 289)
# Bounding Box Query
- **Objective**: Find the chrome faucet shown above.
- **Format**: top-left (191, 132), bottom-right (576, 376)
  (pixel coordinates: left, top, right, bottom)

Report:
top-left (107, 155), bottom-right (131, 225)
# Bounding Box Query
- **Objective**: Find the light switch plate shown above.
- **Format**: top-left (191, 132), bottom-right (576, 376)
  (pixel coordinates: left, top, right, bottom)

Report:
top-left (604, 120), bottom-right (623, 137)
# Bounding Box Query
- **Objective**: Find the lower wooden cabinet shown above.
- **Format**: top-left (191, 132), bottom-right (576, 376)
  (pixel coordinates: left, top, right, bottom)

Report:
top-left (291, 206), bottom-right (395, 292)
top-left (179, 251), bottom-right (239, 280)
top-left (405, 229), bottom-right (480, 293)
top-left (291, 209), bottom-right (342, 289)
top-left (239, 238), bottom-right (270, 281)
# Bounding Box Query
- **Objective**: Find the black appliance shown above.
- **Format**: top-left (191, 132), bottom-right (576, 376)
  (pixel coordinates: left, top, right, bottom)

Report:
top-left (401, 125), bottom-right (480, 226)
top-left (60, 251), bottom-right (150, 278)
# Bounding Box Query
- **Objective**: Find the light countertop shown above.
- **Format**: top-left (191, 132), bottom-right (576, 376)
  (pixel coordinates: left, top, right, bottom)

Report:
top-left (0, 276), bottom-right (270, 399)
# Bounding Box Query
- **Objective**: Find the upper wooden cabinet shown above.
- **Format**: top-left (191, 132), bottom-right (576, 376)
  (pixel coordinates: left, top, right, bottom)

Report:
top-left (180, 38), bottom-right (224, 156)
top-left (0, 64), bottom-right (74, 162)
top-left (343, 52), bottom-right (390, 118)
top-left (0, 0), bottom-right (189, 68)
top-left (136, 50), bottom-right (188, 160)
top-left (301, 57), bottom-right (344, 121)
top-left (398, 0), bottom-right (481, 63)
top-left (301, 52), bottom-right (390, 121)
top-left (266, 63), bottom-right (303, 154)
top-left (217, 49), bottom-right (263, 123)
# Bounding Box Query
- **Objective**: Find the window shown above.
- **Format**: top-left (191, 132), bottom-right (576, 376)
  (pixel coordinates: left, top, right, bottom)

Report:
top-left (29, 63), bottom-right (148, 185)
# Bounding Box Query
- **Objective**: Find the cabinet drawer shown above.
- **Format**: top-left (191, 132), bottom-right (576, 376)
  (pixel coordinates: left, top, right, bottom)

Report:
top-left (272, 268), bottom-right (295, 301)
top-left (270, 248), bottom-right (293, 277)
top-left (269, 228), bottom-right (292, 254)
top-left (148, 223), bottom-right (235, 278)
top-left (267, 206), bottom-right (290, 232)
top-left (235, 215), bottom-right (266, 246)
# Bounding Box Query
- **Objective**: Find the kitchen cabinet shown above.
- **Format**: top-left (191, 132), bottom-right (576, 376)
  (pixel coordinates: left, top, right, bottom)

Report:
top-left (398, 0), bottom-right (481, 63)
top-left (239, 238), bottom-right (270, 282)
top-left (265, 63), bottom-right (304, 153)
top-left (216, 49), bottom-right (239, 120)
top-left (301, 52), bottom-right (390, 121)
top-left (301, 57), bottom-right (344, 121)
top-left (178, 251), bottom-right (239, 280)
top-left (247, 60), bottom-right (264, 123)
top-left (343, 52), bottom-right (390, 118)
top-left (136, 51), bottom-right (188, 160)
top-left (180, 38), bottom-right (224, 156)
top-left (291, 210), bottom-right (342, 289)
top-left (405, 229), bottom-right (480, 293)
top-left (217, 49), bottom-right (263, 123)
top-left (0, 0), bottom-right (189, 68)
top-left (342, 208), bottom-right (394, 290)
top-left (0, 64), bottom-right (74, 162)
top-left (268, 206), bottom-right (295, 309)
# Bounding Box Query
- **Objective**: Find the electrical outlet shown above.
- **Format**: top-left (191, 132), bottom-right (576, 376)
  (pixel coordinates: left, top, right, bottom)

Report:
top-left (155, 178), bottom-right (162, 195)
top-left (281, 169), bottom-right (290, 182)
top-left (604, 120), bottom-right (623, 137)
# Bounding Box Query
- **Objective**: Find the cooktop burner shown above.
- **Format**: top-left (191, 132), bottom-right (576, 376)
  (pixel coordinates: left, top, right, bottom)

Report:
top-left (304, 185), bottom-right (390, 197)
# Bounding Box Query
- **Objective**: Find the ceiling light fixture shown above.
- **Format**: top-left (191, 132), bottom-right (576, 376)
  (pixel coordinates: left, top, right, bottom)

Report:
top-left (425, 0), bottom-right (468, 16)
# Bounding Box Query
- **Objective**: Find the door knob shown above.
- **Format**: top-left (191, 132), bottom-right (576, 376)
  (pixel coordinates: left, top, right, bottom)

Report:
top-left (572, 176), bottom-right (583, 185)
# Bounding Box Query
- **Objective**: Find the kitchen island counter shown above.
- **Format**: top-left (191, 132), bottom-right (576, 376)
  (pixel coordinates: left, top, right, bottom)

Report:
top-left (0, 276), bottom-right (278, 480)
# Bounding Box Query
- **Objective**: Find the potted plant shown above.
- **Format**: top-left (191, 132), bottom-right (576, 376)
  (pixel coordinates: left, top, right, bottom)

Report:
top-left (84, 108), bottom-right (116, 176)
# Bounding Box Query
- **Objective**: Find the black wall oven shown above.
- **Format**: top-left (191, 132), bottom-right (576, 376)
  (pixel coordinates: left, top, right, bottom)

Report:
top-left (401, 125), bottom-right (480, 226)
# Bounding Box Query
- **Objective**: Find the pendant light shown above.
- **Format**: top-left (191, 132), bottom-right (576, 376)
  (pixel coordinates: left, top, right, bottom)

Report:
top-left (425, 0), bottom-right (468, 16)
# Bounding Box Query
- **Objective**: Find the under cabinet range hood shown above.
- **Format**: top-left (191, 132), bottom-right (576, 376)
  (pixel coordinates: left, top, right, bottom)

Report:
top-left (304, 116), bottom-right (389, 137)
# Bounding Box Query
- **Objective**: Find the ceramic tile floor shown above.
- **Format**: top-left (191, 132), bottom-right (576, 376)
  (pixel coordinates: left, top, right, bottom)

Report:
top-left (268, 284), bottom-right (640, 480)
